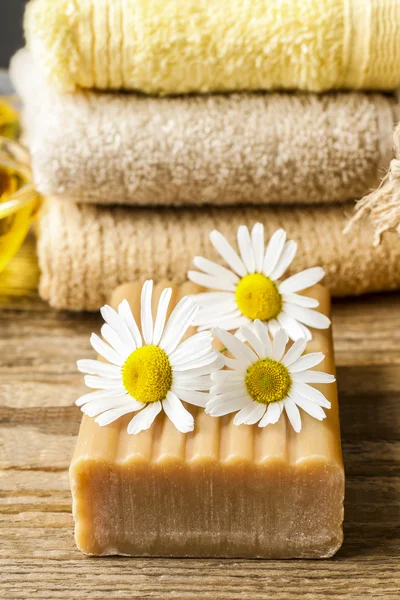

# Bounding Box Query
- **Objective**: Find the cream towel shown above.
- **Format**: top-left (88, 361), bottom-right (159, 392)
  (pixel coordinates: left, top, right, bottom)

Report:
top-left (25, 0), bottom-right (400, 94)
top-left (38, 200), bottom-right (400, 311)
top-left (11, 50), bottom-right (397, 207)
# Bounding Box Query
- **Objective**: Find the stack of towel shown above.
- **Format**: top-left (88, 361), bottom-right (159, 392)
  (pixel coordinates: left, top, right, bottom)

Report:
top-left (11, 0), bottom-right (400, 310)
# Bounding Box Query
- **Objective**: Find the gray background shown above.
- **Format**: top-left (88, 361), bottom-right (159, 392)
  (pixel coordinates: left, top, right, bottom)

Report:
top-left (0, 0), bottom-right (27, 68)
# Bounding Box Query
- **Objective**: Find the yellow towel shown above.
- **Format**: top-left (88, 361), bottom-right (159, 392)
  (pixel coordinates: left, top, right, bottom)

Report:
top-left (25, 0), bottom-right (400, 94)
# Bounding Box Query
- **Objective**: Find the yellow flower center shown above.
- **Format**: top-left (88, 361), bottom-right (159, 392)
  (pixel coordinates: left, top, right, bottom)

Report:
top-left (235, 273), bottom-right (282, 321)
top-left (245, 358), bottom-right (292, 404)
top-left (122, 345), bottom-right (173, 404)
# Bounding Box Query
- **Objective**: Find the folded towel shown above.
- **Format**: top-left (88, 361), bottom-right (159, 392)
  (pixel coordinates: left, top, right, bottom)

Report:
top-left (38, 199), bottom-right (400, 311)
top-left (25, 0), bottom-right (400, 94)
top-left (11, 50), bottom-right (397, 207)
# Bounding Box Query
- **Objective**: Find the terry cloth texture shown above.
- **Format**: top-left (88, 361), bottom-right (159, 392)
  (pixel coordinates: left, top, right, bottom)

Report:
top-left (11, 50), bottom-right (397, 207)
top-left (25, 0), bottom-right (400, 94)
top-left (38, 199), bottom-right (400, 311)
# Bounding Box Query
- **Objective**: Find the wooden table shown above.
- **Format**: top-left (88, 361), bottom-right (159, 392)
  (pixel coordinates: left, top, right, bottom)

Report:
top-left (1, 237), bottom-right (399, 599)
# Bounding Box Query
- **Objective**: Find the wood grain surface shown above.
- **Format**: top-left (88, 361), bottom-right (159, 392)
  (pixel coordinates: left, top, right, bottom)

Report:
top-left (0, 237), bottom-right (399, 599)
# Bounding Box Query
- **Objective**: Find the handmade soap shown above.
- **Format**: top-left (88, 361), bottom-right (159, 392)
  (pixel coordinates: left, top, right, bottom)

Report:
top-left (70, 282), bottom-right (344, 558)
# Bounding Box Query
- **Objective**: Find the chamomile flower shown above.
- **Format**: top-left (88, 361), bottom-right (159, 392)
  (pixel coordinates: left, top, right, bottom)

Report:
top-left (188, 224), bottom-right (330, 341)
top-left (208, 321), bottom-right (335, 433)
top-left (76, 280), bottom-right (223, 435)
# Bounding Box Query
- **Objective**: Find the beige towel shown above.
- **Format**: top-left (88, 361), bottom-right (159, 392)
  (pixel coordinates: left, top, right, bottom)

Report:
top-left (38, 200), bottom-right (400, 311)
top-left (11, 50), bottom-right (397, 207)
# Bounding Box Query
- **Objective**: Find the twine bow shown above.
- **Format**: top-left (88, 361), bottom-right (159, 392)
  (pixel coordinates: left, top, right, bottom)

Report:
top-left (345, 140), bottom-right (400, 246)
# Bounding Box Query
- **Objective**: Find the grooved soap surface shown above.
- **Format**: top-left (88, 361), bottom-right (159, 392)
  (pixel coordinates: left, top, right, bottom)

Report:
top-left (70, 282), bottom-right (344, 558)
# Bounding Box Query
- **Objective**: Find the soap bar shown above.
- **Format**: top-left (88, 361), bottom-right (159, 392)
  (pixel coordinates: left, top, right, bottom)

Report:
top-left (70, 282), bottom-right (344, 558)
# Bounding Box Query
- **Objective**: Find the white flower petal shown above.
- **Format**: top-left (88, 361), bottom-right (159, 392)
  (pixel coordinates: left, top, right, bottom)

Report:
top-left (177, 356), bottom-right (224, 378)
top-left (169, 332), bottom-right (213, 366)
top-left (163, 391), bottom-right (194, 433)
top-left (251, 222), bottom-right (265, 273)
top-left (211, 379), bottom-right (247, 396)
top-left (283, 303), bottom-right (331, 330)
top-left (281, 339), bottom-right (307, 367)
top-left (211, 369), bottom-right (246, 385)
top-left (213, 327), bottom-right (258, 365)
top-left (276, 310), bottom-right (307, 342)
top-left (206, 396), bottom-right (250, 416)
top-left (152, 287), bottom-right (172, 346)
top-left (84, 375), bottom-right (126, 391)
top-left (118, 299), bottom-right (143, 349)
top-left (282, 293), bottom-right (319, 308)
top-left (291, 393), bottom-right (326, 421)
top-left (90, 333), bottom-right (124, 367)
top-left (223, 355), bottom-right (248, 371)
top-left (127, 402), bottom-right (162, 435)
top-left (101, 324), bottom-right (131, 360)
top-left (193, 256), bottom-right (240, 283)
top-left (140, 279), bottom-right (154, 345)
top-left (211, 368), bottom-right (245, 382)
top-left (208, 389), bottom-right (248, 405)
top-left (172, 389), bottom-right (210, 408)
top-left (289, 352), bottom-right (325, 373)
top-left (164, 305), bottom-right (198, 355)
top-left (259, 401), bottom-right (284, 427)
top-left (83, 397), bottom-right (142, 418)
top-left (237, 225), bottom-right (256, 273)
top-left (159, 297), bottom-right (197, 354)
top-left (291, 381), bottom-right (332, 409)
top-left (172, 350), bottom-right (220, 372)
top-left (193, 306), bottom-right (241, 326)
top-left (77, 359), bottom-right (121, 378)
top-left (263, 229), bottom-right (286, 276)
top-left (298, 322), bottom-right (312, 341)
top-left (267, 318), bottom-right (281, 336)
top-left (76, 388), bottom-right (128, 407)
top-left (239, 325), bottom-right (266, 358)
top-left (171, 329), bottom-right (212, 349)
top-left (172, 374), bottom-right (213, 390)
top-left (292, 370), bottom-right (336, 384)
top-left (211, 368), bottom-right (245, 381)
top-left (233, 401), bottom-right (266, 426)
top-left (190, 291), bottom-right (236, 306)
top-left (284, 397), bottom-right (302, 433)
top-left (269, 240), bottom-right (297, 281)
top-left (279, 267), bottom-right (325, 294)
top-left (253, 319), bottom-right (273, 358)
top-left (272, 328), bottom-right (288, 361)
top-left (174, 341), bottom-right (213, 360)
top-left (197, 314), bottom-right (249, 333)
top-left (188, 270), bottom-right (236, 292)
top-left (174, 343), bottom-right (214, 366)
top-left (95, 403), bottom-right (140, 427)
top-left (209, 229), bottom-right (247, 277)
top-left (100, 305), bottom-right (136, 352)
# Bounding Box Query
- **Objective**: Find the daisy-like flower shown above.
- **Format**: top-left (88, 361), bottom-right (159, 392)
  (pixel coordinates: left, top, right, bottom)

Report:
top-left (76, 281), bottom-right (223, 435)
top-left (207, 321), bottom-right (335, 433)
top-left (188, 223), bottom-right (330, 341)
